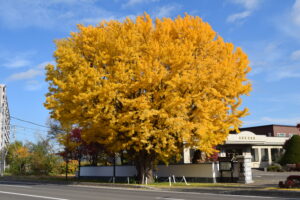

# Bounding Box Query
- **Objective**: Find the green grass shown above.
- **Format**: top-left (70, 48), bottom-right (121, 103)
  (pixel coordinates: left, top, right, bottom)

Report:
top-left (265, 187), bottom-right (300, 191)
top-left (148, 182), bottom-right (241, 188)
top-left (0, 175), bottom-right (76, 182)
top-left (0, 175), bottom-right (241, 188)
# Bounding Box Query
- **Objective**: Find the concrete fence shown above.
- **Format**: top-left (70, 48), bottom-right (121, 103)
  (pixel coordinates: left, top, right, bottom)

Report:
top-left (79, 162), bottom-right (236, 183)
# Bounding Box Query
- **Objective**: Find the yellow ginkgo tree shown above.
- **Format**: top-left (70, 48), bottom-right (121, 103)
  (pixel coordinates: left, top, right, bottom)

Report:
top-left (45, 14), bottom-right (251, 183)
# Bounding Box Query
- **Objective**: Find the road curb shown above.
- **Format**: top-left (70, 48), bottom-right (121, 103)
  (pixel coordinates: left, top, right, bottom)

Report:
top-left (165, 187), bottom-right (300, 198)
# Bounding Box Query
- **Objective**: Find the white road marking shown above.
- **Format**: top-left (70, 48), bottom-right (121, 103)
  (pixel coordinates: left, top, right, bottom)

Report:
top-left (0, 191), bottom-right (69, 200)
top-left (156, 197), bottom-right (185, 200)
top-left (0, 184), bottom-right (32, 188)
top-left (70, 185), bottom-right (294, 199)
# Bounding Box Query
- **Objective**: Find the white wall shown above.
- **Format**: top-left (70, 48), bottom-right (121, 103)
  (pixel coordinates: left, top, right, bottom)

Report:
top-left (80, 165), bottom-right (136, 177)
top-left (156, 163), bottom-right (217, 178)
top-left (80, 163), bottom-right (219, 178)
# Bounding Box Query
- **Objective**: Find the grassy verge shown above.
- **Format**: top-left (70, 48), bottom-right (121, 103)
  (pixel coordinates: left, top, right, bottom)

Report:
top-left (0, 175), bottom-right (77, 182)
top-left (265, 187), bottom-right (300, 191)
top-left (148, 182), bottom-right (241, 188)
top-left (0, 175), bottom-right (242, 188)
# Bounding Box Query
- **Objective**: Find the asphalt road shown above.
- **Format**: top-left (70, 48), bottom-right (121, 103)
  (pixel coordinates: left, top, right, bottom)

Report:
top-left (0, 181), bottom-right (297, 200)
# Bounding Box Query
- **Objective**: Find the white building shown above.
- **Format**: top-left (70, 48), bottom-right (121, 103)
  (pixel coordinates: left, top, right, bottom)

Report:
top-left (183, 131), bottom-right (289, 168)
top-left (0, 84), bottom-right (10, 175)
top-left (221, 131), bottom-right (288, 168)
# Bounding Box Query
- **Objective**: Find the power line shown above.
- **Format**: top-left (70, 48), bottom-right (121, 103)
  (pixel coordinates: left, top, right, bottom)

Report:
top-left (10, 115), bottom-right (66, 134)
top-left (11, 124), bottom-right (49, 134)
top-left (10, 116), bottom-right (50, 129)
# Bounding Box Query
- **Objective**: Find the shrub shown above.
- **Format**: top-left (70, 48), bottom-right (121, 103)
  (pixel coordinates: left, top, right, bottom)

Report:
top-left (280, 135), bottom-right (300, 165)
top-left (267, 163), bottom-right (283, 172)
top-left (57, 160), bottom-right (78, 174)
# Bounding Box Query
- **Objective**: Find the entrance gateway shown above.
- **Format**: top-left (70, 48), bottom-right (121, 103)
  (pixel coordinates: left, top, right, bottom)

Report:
top-left (220, 131), bottom-right (288, 168)
top-left (183, 131), bottom-right (289, 168)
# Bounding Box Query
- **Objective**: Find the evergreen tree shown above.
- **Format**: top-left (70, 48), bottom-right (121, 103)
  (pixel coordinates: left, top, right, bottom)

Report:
top-left (281, 135), bottom-right (300, 165)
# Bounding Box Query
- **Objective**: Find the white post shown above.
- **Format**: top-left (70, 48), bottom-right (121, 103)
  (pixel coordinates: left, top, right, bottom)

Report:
top-left (169, 176), bottom-right (172, 186)
top-left (182, 176), bottom-right (189, 185)
top-left (127, 177), bottom-right (130, 184)
top-left (172, 175), bottom-right (176, 183)
top-left (268, 148), bottom-right (272, 165)
top-left (145, 177), bottom-right (148, 185)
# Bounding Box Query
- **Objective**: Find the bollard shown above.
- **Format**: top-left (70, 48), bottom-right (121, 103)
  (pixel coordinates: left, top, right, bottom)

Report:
top-left (169, 176), bottom-right (172, 186)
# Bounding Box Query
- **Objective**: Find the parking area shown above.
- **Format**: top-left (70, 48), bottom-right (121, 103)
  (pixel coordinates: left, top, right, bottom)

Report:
top-left (251, 169), bottom-right (300, 187)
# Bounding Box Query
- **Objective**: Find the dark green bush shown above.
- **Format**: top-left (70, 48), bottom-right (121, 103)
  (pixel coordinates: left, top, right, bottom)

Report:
top-left (280, 135), bottom-right (300, 165)
top-left (267, 163), bottom-right (283, 172)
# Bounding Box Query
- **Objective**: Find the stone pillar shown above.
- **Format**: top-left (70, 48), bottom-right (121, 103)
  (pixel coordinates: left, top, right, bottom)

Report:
top-left (183, 148), bottom-right (191, 164)
top-left (236, 155), bottom-right (253, 184)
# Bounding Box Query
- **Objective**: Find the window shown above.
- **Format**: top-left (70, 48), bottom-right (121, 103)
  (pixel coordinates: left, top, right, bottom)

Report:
top-left (261, 148), bottom-right (269, 161)
top-left (271, 149), bottom-right (280, 162)
top-left (277, 133), bottom-right (286, 137)
top-left (251, 148), bottom-right (259, 162)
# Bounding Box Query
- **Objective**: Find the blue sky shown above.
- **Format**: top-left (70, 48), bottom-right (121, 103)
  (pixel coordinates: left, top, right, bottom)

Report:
top-left (0, 0), bottom-right (300, 141)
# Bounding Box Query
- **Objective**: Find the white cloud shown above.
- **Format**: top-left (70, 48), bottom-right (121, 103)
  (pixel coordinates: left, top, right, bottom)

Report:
top-left (123, 0), bottom-right (160, 7)
top-left (243, 40), bottom-right (300, 81)
top-left (270, 70), bottom-right (300, 81)
top-left (0, 0), bottom-right (114, 29)
top-left (227, 11), bottom-right (251, 23)
top-left (6, 61), bottom-right (51, 81)
top-left (229, 0), bottom-right (260, 10)
top-left (291, 50), bottom-right (300, 60)
top-left (24, 80), bottom-right (44, 91)
top-left (0, 50), bottom-right (35, 68)
top-left (227, 0), bottom-right (261, 23)
top-left (292, 0), bottom-right (300, 26)
top-left (153, 5), bottom-right (179, 19)
top-left (3, 59), bottom-right (31, 68)
top-left (7, 69), bottom-right (43, 81)
top-left (277, 0), bottom-right (300, 40)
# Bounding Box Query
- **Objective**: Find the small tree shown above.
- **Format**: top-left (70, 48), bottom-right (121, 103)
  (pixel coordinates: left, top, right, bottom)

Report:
top-left (59, 128), bottom-right (107, 166)
top-left (280, 135), bottom-right (300, 165)
top-left (6, 141), bottom-right (30, 175)
top-left (28, 139), bottom-right (59, 175)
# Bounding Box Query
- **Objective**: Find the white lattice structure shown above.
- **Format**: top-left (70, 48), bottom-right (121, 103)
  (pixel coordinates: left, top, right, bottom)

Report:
top-left (0, 84), bottom-right (10, 176)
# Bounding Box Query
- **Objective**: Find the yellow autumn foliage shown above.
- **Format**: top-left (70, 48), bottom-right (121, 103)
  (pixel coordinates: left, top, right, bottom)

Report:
top-left (45, 14), bottom-right (251, 164)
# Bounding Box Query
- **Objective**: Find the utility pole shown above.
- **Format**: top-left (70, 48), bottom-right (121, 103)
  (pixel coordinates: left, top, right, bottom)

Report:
top-left (0, 85), bottom-right (10, 176)
top-left (113, 153), bottom-right (116, 183)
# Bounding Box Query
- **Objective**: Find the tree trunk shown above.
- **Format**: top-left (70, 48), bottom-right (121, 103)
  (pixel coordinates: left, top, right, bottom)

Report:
top-left (135, 151), bottom-right (155, 184)
top-left (65, 159), bottom-right (69, 180)
top-left (78, 158), bottom-right (81, 179)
